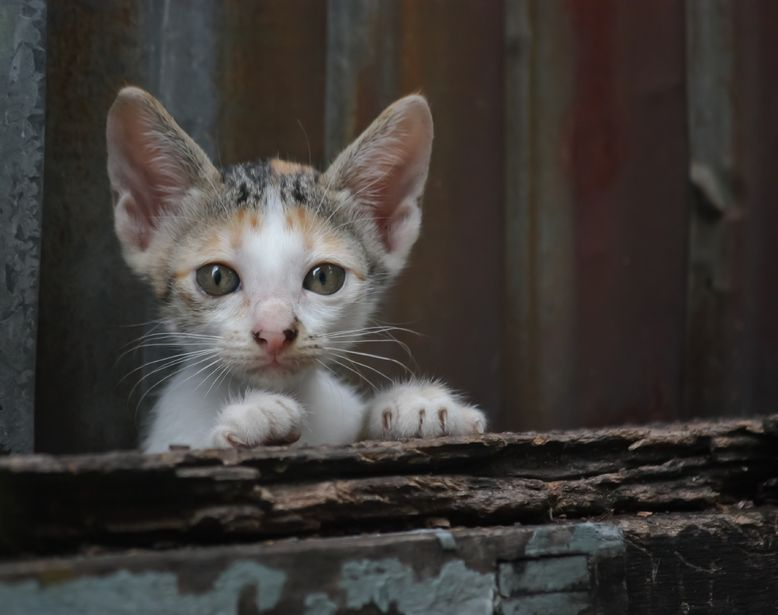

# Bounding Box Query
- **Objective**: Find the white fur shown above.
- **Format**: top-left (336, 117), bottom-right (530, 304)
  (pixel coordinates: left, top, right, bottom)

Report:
top-left (144, 367), bottom-right (364, 452)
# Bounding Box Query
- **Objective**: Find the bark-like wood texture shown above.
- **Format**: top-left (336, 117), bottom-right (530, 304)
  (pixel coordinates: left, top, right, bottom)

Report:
top-left (1, 416), bottom-right (777, 613)
top-left (2, 416), bottom-right (777, 556)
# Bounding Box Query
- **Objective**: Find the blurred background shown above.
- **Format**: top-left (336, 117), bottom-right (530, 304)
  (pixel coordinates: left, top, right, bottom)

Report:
top-left (2, 0), bottom-right (778, 454)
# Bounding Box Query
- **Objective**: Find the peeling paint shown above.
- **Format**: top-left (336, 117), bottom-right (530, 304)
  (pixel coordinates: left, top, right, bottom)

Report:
top-left (303, 592), bottom-right (337, 615)
top-left (525, 522), bottom-right (624, 558)
top-left (500, 591), bottom-right (590, 615)
top-left (498, 555), bottom-right (589, 595)
top-left (0, 560), bottom-right (286, 615)
top-left (339, 558), bottom-right (494, 615)
top-left (433, 529), bottom-right (457, 552)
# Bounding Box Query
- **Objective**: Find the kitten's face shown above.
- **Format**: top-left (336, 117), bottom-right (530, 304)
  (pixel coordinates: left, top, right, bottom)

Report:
top-left (107, 88), bottom-right (432, 388)
top-left (161, 165), bottom-right (378, 387)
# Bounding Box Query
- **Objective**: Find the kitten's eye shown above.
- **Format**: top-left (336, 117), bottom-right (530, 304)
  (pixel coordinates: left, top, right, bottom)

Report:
top-left (196, 264), bottom-right (240, 296)
top-left (303, 263), bottom-right (346, 295)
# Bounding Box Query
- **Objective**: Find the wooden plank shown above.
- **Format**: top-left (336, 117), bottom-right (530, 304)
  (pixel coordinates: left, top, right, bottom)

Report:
top-left (0, 0), bottom-right (46, 454)
top-left (0, 523), bottom-right (627, 614)
top-left (2, 508), bottom-right (777, 613)
top-left (621, 510), bottom-right (778, 614)
top-left (1, 415), bottom-right (775, 557)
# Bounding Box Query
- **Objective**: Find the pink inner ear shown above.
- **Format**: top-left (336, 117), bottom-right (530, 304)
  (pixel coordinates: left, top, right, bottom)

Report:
top-left (114, 193), bottom-right (152, 251)
top-left (382, 202), bottom-right (415, 254)
top-left (109, 104), bottom-right (189, 230)
top-left (330, 95), bottom-right (433, 255)
top-left (107, 88), bottom-right (222, 256)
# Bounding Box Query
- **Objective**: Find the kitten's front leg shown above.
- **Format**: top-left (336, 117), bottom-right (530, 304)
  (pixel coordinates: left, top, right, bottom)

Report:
top-left (364, 380), bottom-right (485, 440)
top-left (210, 391), bottom-right (305, 449)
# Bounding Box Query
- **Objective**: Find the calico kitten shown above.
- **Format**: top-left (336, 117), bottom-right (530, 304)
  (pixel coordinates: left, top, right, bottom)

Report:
top-left (107, 87), bottom-right (485, 453)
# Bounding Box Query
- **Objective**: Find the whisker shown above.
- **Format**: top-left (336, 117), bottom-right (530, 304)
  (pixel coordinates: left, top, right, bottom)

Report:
top-left (116, 341), bottom-right (214, 364)
top-left (325, 351), bottom-right (394, 385)
top-left (322, 346), bottom-right (413, 376)
top-left (119, 348), bottom-right (215, 383)
top-left (128, 351), bottom-right (218, 401)
top-left (321, 357), bottom-right (378, 393)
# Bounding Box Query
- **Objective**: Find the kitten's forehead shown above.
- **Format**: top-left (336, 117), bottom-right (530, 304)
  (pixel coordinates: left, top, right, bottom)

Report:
top-left (178, 176), bottom-right (366, 278)
top-left (222, 159), bottom-right (321, 211)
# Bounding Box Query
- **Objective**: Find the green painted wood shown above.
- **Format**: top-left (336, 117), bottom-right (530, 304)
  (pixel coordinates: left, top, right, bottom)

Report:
top-left (0, 523), bottom-right (627, 614)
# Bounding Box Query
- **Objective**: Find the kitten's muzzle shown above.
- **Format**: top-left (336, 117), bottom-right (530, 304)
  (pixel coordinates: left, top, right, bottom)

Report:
top-left (252, 327), bottom-right (298, 354)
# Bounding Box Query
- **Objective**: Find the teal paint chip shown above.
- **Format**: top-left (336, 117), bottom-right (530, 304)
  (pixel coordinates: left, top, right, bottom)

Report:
top-left (500, 591), bottom-right (591, 615)
top-left (498, 555), bottom-right (589, 596)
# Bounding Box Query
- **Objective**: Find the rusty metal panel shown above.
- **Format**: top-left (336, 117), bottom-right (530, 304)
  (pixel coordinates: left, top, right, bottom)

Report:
top-left (326, 0), bottom-right (506, 422)
top-left (504, 0), bottom-right (577, 431)
top-left (36, 1), bottom-right (223, 453)
top-left (0, 0), bottom-right (46, 453)
top-left (684, 0), bottom-right (744, 418)
top-left (569, 1), bottom-right (689, 426)
top-left (505, 0), bottom-right (689, 430)
top-left (36, 1), bottom-right (150, 453)
top-left (218, 0), bottom-right (327, 167)
top-left (684, 2), bottom-right (778, 419)
top-left (732, 3), bottom-right (778, 416)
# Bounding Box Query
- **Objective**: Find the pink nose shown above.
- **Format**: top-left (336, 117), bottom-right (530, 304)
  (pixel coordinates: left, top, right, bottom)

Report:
top-left (252, 328), bottom-right (298, 354)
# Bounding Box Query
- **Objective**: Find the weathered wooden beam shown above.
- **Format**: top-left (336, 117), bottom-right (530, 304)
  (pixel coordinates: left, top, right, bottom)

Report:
top-left (620, 509), bottom-right (778, 613)
top-left (1, 416), bottom-right (775, 557)
top-left (1, 509), bottom-right (777, 613)
top-left (0, 523), bottom-right (628, 614)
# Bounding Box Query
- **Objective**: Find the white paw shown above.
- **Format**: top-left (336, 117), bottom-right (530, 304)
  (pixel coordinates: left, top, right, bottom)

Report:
top-left (365, 381), bottom-right (486, 440)
top-left (210, 392), bottom-right (305, 449)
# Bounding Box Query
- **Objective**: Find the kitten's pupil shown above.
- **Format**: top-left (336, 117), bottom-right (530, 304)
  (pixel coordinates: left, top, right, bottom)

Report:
top-left (212, 266), bottom-right (222, 286)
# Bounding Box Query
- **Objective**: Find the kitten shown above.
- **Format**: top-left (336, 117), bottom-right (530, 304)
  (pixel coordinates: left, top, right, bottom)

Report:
top-left (106, 87), bottom-right (485, 453)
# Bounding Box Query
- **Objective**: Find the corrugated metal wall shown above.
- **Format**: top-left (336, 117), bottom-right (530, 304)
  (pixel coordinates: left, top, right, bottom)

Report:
top-left (2, 1), bottom-right (777, 453)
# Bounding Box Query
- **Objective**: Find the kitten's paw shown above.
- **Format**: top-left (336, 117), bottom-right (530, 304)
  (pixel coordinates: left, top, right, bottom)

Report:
top-left (210, 392), bottom-right (305, 449)
top-left (365, 381), bottom-right (485, 440)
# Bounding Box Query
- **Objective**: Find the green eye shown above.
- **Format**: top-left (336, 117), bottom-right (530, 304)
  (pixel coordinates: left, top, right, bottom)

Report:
top-left (196, 264), bottom-right (240, 296)
top-left (303, 263), bottom-right (346, 295)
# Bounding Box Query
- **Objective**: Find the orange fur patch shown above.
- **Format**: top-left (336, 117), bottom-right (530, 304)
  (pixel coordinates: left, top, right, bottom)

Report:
top-left (270, 159), bottom-right (308, 175)
top-left (226, 209), bottom-right (262, 249)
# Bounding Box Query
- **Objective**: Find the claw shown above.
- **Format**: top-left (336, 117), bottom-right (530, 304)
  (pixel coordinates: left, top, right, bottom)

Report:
top-left (417, 408), bottom-right (426, 437)
top-left (382, 408), bottom-right (393, 432)
top-left (437, 408), bottom-right (448, 435)
top-left (225, 433), bottom-right (251, 449)
top-left (264, 427), bottom-right (302, 446)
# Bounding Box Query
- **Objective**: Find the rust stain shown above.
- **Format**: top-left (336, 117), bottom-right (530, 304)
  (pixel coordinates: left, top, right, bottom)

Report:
top-left (564, 0), bottom-right (624, 200)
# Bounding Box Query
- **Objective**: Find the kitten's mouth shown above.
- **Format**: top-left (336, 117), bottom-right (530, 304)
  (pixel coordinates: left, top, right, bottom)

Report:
top-left (250, 354), bottom-right (310, 374)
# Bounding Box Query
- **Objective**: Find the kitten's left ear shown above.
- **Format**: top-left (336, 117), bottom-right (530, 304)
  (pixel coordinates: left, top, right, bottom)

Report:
top-left (324, 95), bottom-right (433, 274)
top-left (106, 86), bottom-right (219, 272)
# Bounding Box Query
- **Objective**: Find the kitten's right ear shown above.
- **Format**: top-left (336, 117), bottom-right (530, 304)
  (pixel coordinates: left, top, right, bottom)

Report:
top-left (106, 86), bottom-right (219, 260)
